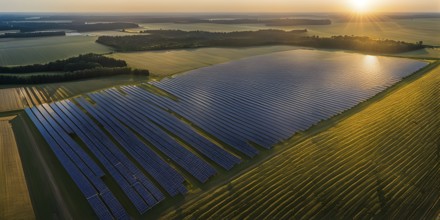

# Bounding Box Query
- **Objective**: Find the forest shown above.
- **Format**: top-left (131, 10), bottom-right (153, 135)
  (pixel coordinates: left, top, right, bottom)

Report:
top-left (148, 18), bottom-right (332, 26)
top-left (0, 53), bottom-right (127, 73)
top-left (97, 29), bottom-right (425, 53)
top-left (0, 54), bottom-right (148, 84)
top-left (0, 22), bottom-right (138, 32)
top-left (0, 31), bottom-right (66, 38)
top-left (0, 67), bottom-right (148, 84)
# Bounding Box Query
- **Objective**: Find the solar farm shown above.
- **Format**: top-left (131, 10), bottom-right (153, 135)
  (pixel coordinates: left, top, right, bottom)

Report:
top-left (21, 50), bottom-right (433, 218)
top-left (161, 60), bottom-right (440, 219)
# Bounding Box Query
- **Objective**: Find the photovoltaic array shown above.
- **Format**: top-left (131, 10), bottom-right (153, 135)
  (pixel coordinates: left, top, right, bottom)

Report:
top-left (25, 50), bottom-right (427, 218)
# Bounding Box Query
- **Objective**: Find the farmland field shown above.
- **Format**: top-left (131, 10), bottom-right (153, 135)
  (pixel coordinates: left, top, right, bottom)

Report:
top-left (136, 18), bottom-right (440, 46)
top-left (1, 7), bottom-right (439, 220)
top-left (397, 48), bottom-right (440, 59)
top-left (138, 22), bottom-right (298, 32)
top-left (108, 46), bottom-right (300, 75)
top-left (301, 18), bottom-right (440, 46)
top-left (160, 61), bottom-right (440, 220)
top-left (0, 88), bottom-right (25, 112)
top-left (0, 75), bottom-right (148, 112)
top-left (0, 116), bottom-right (35, 219)
top-left (0, 36), bottom-right (111, 66)
top-left (23, 49), bottom-right (430, 218)
top-left (81, 30), bottom-right (148, 36)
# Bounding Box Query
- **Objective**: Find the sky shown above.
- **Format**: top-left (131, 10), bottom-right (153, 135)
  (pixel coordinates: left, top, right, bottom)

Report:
top-left (0, 0), bottom-right (438, 13)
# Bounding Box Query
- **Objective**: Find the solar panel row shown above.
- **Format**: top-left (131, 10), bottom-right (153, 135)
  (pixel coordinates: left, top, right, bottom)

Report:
top-left (104, 88), bottom-right (241, 170)
top-left (53, 100), bottom-right (163, 214)
top-left (122, 85), bottom-right (259, 157)
top-left (25, 107), bottom-right (128, 220)
top-left (88, 92), bottom-right (217, 183)
top-left (25, 50), bottom-right (427, 218)
top-left (75, 97), bottom-right (186, 197)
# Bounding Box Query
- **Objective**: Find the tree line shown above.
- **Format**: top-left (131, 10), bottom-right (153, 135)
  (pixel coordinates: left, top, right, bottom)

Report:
top-left (0, 54), bottom-right (127, 74)
top-left (0, 53), bottom-right (149, 84)
top-left (0, 67), bottom-right (149, 84)
top-left (0, 22), bottom-right (138, 32)
top-left (0, 31), bottom-right (65, 38)
top-left (96, 29), bottom-right (425, 53)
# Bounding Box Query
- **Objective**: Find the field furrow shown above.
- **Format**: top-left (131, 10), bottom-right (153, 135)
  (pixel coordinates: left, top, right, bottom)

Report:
top-left (0, 117), bottom-right (35, 219)
top-left (161, 64), bottom-right (440, 219)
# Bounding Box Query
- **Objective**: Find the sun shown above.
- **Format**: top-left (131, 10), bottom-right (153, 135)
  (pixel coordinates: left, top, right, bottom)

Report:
top-left (350, 0), bottom-right (369, 13)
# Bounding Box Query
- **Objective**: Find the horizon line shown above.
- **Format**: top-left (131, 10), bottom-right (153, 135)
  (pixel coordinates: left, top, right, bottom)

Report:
top-left (1, 11), bottom-right (439, 14)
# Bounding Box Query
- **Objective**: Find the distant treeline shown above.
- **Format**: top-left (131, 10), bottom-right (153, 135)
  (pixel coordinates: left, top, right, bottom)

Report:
top-left (0, 22), bottom-right (139, 32)
top-left (264, 19), bottom-right (331, 26)
top-left (97, 29), bottom-right (424, 53)
top-left (98, 29), bottom-right (307, 51)
top-left (379, 13), bottom-right (440, 20)
top-left (166, 18), bottom-right (331, 26)
top-left (0, 67), bottom-right (149, 84)
top-left (0, 54), bottom-right (127, 74)
top-left (0, 53), bottom-right (149, 84)
top-left (0, 31), bottom-right (65, 38)
top-left (0, 15), bottom-right (332, 26)
top-left (302, 35), bottom-right (424, 53)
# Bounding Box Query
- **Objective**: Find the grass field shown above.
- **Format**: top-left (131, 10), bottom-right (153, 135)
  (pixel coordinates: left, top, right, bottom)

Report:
top-left (397, 48), bottom-right (440, 59)
top-left (0, 75), bottom-right (148, 113)
top-left (302, 18), bottom-right (440, 46)
top-left (108, 46), bottom-right (300, 76)
top-left (160, 62), bottom-right (440, 219)
top-left (10, 113), bottom-right (95, 219)
top-left (138, 22), bottom-right (298, 32)
top-left (0, 36), bottom-right (111, 66)
top-left (136, 18), bottom-right (439, 46)
top-left (81, 30), bottom-right (149, 36)
top-left (0, 116), bottom-right (35, 220)
top-left (0, 88), bottom-right (25, 112)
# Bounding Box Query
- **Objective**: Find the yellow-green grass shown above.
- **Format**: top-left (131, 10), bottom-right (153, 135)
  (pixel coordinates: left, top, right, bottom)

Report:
top-left (0, 88), bottom-right (25, 112)
top-left (0, 75), bottom-right (148, 113)
top-left (136, 18), bottom-right (439, 46)
top-left (81, 30), bottom-right (148, 36)
top-left (0, 116), bottom-right (35, 219)
top-left (10, 112), bottom-right (97, 219)
top-left (161, 63), bottom-right (440, 219)
top-left (302, 18), bottom-right (440, 46)
top-left (108, 46), bottom-right (300, 76)
top-left (0, 36), bottom-right (111, 66)
top-left (138, 22), bottom-right (298, 33)
top-left (397, 48), bottom-right (440, 59)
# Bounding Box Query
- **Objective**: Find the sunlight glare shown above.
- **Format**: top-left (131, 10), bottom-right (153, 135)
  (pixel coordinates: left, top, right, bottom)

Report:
top-left (350, 0), bottom-right (369, 13)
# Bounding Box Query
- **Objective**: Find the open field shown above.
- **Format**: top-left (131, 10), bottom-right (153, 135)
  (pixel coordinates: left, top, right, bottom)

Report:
top-left (0, 36), bottom-right (111, 66)
top-left (138, 22), bottom-right (298, 32)
top-left (397, 48), bottom-right (440, 59)
top-left (0, 116), bottom-right (35, 219)
top-left (136, 18), bottom-right (439, 46)
top-left (0, 75), bottom-right (148, 113)
top-left (302, 18), bottom-right (440, 46)
top-left (81, 30), bottom-right (149, 36)
top-left (161, 62), bottom-right (440, 219)
top-left (11, 112), bottom-right (97, 219)
top-left (0, 88), bottom-right (25, 112)
top-left (0, 10), bottom-right (438, 220)
top-left (108, 46), bottom-right (301, 76)
top-left (23, 50), bottom-right (430, 218)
